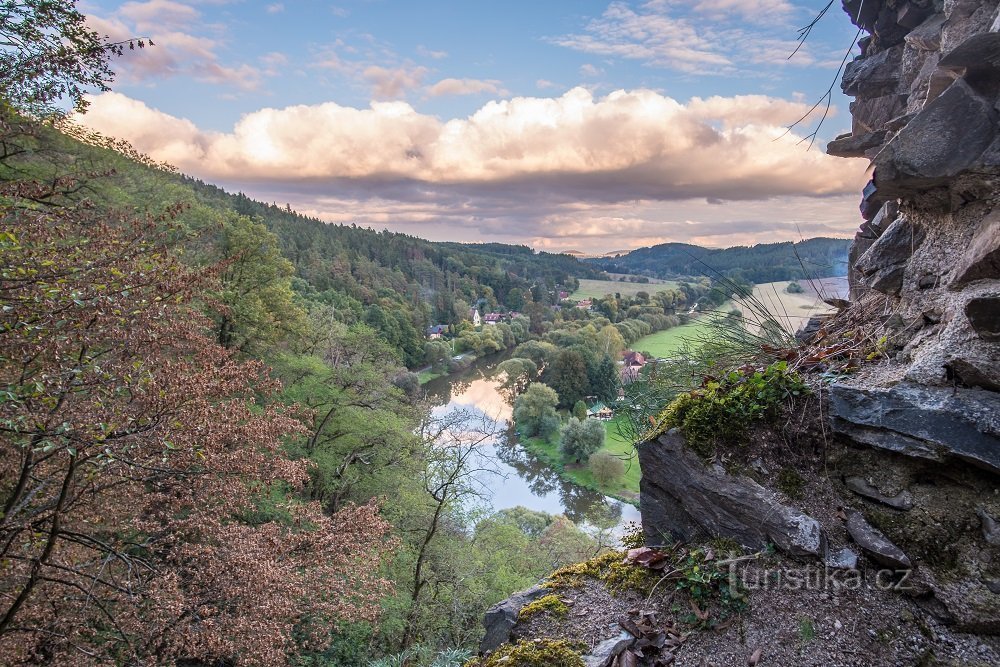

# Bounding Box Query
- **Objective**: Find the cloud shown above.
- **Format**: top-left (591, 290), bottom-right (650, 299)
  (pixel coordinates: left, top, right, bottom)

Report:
top-left (579, 63), bottom-right (604, 77)
top-left (362, 64), bottom-right (429, 99)
top-left (536, 79), bottom-right (558, 90)
top-left (265, 3), bottom-right (284, 14)
top-left (88, 1), bottom-right (262, 90)
top-left (427, 78), bottom-right (506, 97)
top-left (417, 45), bottom-right (449, 60)
top-left (79, 88), bottom-right (867, 253)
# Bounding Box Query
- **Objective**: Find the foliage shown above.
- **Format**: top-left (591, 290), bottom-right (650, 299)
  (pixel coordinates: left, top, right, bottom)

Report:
top-left (560, 417), bottom-right (606, 464)
top-left (589, 451), bottom-right (625, 486)
top-left (464, 639), bottom-right (585, 667)
top-left (651, 361), bottom-right (808, 459)
top-left (497, 357), bottom-right (538, 395)
top-left (0, 0), bottom-right (147, 116)
top-left (513, 383), bottom-right (560, 439)
top-left (0, 199), bottom-right (394, 665)
top-left (542, 349), bottom-right (590, 408)
top-left (572, 399), bottom-right (588, 421)
top-left (518, 594), bottom-right (569, 621)
top-left (786, 280), bottom-right (805, 294)
top-left (545, 551), bottom-right (657, 595)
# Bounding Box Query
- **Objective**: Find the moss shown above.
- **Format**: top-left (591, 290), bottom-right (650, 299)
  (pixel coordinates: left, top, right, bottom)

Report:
top-left (518, 594), bottom-right (569, 621)
top-left (776, 467), bottom-right (805, 499)
top-left (464, 639), bottom-right (586, 667)
top-left (544, 551), bottom-right (657, 595)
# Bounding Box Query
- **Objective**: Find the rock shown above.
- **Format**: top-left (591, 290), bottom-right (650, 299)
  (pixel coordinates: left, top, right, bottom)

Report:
top-left (845, 510), bottom-right (912, 569)
top-left (829, 382), bottom-right (1000, 474)
top-left (638, 431), bottom-right (824, 557)
top-left (905, 13), bottom-right (947, 51)
top-left (854, 216), bottom-right (926, 294)
top-left (938, 32), bottom-right (1000, 77)
top-left (866, 264), bottom-right (907, 294)
top-left (965, 297), bottom-right (1000, 341)
top-left (582, 630), bottom-right (633, 667)
top-left (952, 210), bottom-right (1000, 285)
top-left (852, 93), bottom-right (907, 134)
top-left (874, 79), bottom-right (998, 194)
top-left (869, 200), bottom-right (899, 235)
top-left (825, 546), bottom-right (860, 570)
top-left (946, 356), bottom-right (1000, 391)
top-left (479, 584), bottom-right (548, 654)
top-left (977, 508), bottom-right (1000, 546)
top-left (845, 476), bottom-right (915, 510)
top-left (843, 46), bottom-right (903, 97)
top-left (827, 129), bottom-right (891, 158)
top-left (918, 274), bottom-right (938, 288)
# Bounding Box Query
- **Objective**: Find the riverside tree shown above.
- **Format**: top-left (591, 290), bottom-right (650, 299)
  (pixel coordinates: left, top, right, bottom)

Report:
top-left (560, 417), bottom-right (606, 464)
top-left (512, 382), bottom-right (560, 439)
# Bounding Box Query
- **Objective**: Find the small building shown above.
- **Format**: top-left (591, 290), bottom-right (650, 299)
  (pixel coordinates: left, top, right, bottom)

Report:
top-left (483, 312), bottom-right (504, 325)
top-left (621, 351), bottom-right (647, 385)
top-left (587, 402), bottom-right (614, 421)
top-left (576, 298), bottom-right (592, 310)
top-left (426, 324), bottom-right (447, 339)
top-left (468, 308), bottom-right (481, 327)
top-left (558, 290), bottom-right (570, 301)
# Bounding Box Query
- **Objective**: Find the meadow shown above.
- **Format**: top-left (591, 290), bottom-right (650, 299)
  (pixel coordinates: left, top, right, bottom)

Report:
top-left (570, 278), bottom-right (679, 300)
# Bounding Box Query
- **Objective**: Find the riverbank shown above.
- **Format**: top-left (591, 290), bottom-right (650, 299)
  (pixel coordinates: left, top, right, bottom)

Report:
top-left (518, 415), bottom-right (640, 507)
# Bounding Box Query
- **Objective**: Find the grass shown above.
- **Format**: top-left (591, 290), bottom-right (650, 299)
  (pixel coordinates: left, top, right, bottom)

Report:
top-left (418, 369), bottom-right (446, 384)
top-left (750, 280), bottom-right (836, 334)
top-left (631, 318), bottom-right (715, 358)
top-left (519, 415), bottom-right (640, 504)
top-left (570, 278), bottom-right (678, 301)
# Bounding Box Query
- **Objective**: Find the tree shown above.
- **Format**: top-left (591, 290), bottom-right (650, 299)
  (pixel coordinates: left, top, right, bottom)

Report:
top-left (512, 383), bottom-right (560, 439)
top-left (0, 0), bottom-right (145, 116)
top-left (590, 354), bottom-right (620, 403)
top-left (560, 417), bottom-right (606, 463)
top-left (590, 452), bottom-right (625, 487)
top-left (0, 202), bottom-right (394, 665)
top-left (424, 339), bottom-right (452, 371)
top-left (786, 281), bottom-right (804, 293)
top-left (543, 349), bottom-right (590, 408)
top-left (573, 400), bottom-right (589, 421)
top-left (497, 357), bottom-right (538, 395)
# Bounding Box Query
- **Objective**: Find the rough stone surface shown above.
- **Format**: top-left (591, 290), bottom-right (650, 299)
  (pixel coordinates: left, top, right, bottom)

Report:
top-left (843, 45), bottom-right (903, 96)
top-left (854, 215), bottom-right (926, 294)
top-left (851, 93), bottom-right (906, 134)
top-left (845, 476), bottom-right (915, 510)
top-left (829, 382), bottom-right (1000, 474)
top-left (966, 296), bottom-right (1000, 340)
top-left (905, 12), bottom-right (946, 51)
top-left (638, 431), bottom-right (824, 557)
top-left (479, 584), bottom-right (548, 654)
top-left (938, 31), bottom-right (1000, 76)
top-left (581, 630), bottom-right (633, 667)
top-left (952, 209), bottom-right (1000, 285)
top-left (875, 79), bottom-right (997, 194)
top-left (845, 510), bottom-right (913, 569)
top-left (826, 129), bottom-right (890, 158)
top-left (824, 546), bottom-right (860, 570)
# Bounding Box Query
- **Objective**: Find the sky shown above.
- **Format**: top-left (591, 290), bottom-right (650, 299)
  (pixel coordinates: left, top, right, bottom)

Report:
top-left (76, 0), bottom-right (871, 254)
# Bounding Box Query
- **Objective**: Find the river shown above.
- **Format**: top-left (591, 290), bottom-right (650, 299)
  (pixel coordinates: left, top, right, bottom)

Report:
top-left (422, 355), bottom-right (641, 535)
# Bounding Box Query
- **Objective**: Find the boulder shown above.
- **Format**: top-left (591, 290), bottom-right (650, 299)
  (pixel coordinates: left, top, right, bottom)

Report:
top-left (874, 78), bottom-right (997, 193)
top-left (842, 46), bottom-right (903, 97)
top-left (937, 32), bottom-right (1000, 77)
top-left (854, 216), bottom-right (925, 294)
top-left (905, 13), bottom-right (947, 51)
top-left (851, 93), bottom-right (907, 134)
top-left (845, 510), bottom-right (912, 569)
top-left (945, 355), bottom-right (1000, 392)
top-left (952, 210), bottom-right (1000, 285)
top-left (829, 382), bottom-right (1000, 474)
top-left (965, 297), bottom-right (1000, 340)
top-left (638, 431), bottom-right (824, 557)
top-left (479, 584), bottom-right (548, 654)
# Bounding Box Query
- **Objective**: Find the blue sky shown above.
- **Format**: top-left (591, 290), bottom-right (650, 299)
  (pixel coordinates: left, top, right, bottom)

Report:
top-left (79, 0), bottom-right (870, 253)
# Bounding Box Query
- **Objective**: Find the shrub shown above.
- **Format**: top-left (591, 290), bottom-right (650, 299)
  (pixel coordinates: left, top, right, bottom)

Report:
top-left (590, 451), bottom-right (625, 487)
top-left (560, 417), bottom-right (605, 463)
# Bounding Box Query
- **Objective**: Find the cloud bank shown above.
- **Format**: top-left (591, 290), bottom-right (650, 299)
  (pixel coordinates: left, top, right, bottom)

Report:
top-left (79, 88), bottom-right (867, 253)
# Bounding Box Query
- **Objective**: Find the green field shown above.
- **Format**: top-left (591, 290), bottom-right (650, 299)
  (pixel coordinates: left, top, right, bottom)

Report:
top-left (570, 278), bottom-right (678, 301)
top-left (520, 415), bottom-right (640, 503)
top-left (631, 317), bottom-right (715, 358)
top-left (750, 280), bottom-right (836, 334)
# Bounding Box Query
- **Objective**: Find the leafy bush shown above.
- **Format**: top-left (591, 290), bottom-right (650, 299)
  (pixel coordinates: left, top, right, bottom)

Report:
top-left (560, 417), bottom-right (605, 463)
top-left (590, 451), bottom-right (625, 486)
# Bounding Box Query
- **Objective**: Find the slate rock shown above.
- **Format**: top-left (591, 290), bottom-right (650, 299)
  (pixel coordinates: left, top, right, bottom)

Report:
top-left (852, 93), bottom-right (907, 134)
top-left (875, 78), bottom-right (998, 193)
top-left (827, 129), bottom-right (891, 158)
top-left (854, 216), bottom-right (926, 294)
top-left (865, 265), bottom-right (907, 295)
top-left (946, 356), bottom-right (1000, 392)
top-left (904, 12), bottom-right (946, 50)
top-left (638, 431), bottom-right (824, 556)
top-left (843, 46), bottom-right (903, 97)
top-left (582, 630), bottom-right (634, 667)
top-left (845, 476), bottom-right (915, 510)
top-left (825, 546), bottom-right (860, 570)
top-left (952, 210), bottom-right (1000, 285)
top-left (479, 584), bottom-right (548, 654)
top-left (846, 510), bottom-right (912, 569)
top-left (829, 382), bottom-right (1000, 474)
top-left (977, 508), bottom-right (1000, 547)
top-left (965, 297), bottom-right (1000, 341)
top-left (938, 32), bottom-right (1000, 77)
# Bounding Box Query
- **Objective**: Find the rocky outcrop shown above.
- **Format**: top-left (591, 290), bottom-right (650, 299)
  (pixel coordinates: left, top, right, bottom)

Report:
top-left (479, 584), bottom-right (548, 654)
top-left (638, 431), bottom-right (824, 557)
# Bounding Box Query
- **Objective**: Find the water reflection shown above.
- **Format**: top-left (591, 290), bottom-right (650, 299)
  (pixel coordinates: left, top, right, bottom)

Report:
top-left (423, 355), bottom-right (640, 533)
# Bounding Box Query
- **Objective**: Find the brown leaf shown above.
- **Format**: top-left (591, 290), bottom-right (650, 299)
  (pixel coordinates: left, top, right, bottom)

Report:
top-left (748, 647), bottom-right (763, 666)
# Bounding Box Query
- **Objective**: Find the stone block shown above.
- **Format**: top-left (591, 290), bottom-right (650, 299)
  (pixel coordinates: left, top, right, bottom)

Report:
top-left (952, 210), bottom-right (1000, 285)
top-left (843, 46), bottom-right (903, 97)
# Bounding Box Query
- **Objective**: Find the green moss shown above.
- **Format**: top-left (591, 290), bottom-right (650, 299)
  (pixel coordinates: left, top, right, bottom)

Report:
top-left (544, 551), bottom-right (657, 595)
top-left (777, 468), bottom-right (805, 499)
top-left (465, 639), bottom-right (586, 667)
top-left (518, 594), bottom-right (569, 621)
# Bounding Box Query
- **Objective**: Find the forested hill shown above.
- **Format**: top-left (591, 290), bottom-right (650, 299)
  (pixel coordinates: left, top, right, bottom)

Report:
top-left (588, 237), bottom-right (850, 283)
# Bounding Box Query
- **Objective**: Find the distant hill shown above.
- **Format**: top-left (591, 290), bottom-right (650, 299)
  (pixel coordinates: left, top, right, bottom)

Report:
top-left (587, 237), bottom-right (850, 284)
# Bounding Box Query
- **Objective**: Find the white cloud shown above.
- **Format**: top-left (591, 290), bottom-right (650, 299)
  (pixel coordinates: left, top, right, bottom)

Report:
top-left (579, 63), bottom-right (604, 77)
top-left (362, 64), bottom-right (429, 99)
top-left (427, 78), bottom-right (506, 97)
top-left (266, 3), bottom-right (284, 14)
